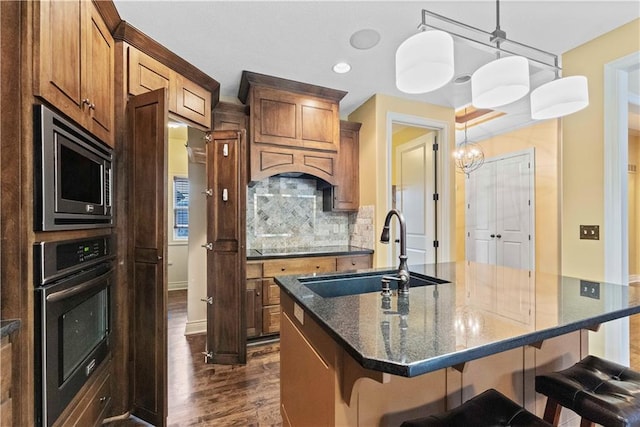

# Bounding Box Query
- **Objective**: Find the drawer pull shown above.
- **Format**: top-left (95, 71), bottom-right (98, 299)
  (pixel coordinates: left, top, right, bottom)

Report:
top-left (281, 268), bottom-right (285, 271)
top-left (351, 261), bottom-right (356, 266)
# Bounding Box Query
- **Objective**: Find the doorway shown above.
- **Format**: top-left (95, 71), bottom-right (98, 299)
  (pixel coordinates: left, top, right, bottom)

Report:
top-left (602, 51), bottom-right (640, 365)
top-left (387, 112), bottom-right (451, 268)
top-left (392, 128), bottom-right (437, 266)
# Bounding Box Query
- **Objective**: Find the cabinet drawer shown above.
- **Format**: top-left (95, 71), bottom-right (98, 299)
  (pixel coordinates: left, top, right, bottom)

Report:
top-left (263, 256), bottom-right (336, 277)
top-left (336, 254), bottom-right (372, 272)
top-left (262, 306), bottom-right (281, 334)
top-left (246, 262), bottom-right (263, 279)
top-left (262, 279), bottom-right (280, 305)
top-left (0, 338), bottom-right (11, 402)
top-left (74, 370), bottom-right (111, 427)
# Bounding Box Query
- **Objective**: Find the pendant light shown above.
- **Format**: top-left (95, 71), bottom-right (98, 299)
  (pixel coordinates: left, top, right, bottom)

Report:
top-left (453, 109), bottom-right (484, 176)
top-left (395, 30), bottom-right (454, 94)
top-left (530, 75), bottom-right (589, 119)
top-left (472, 55), bottom-right (530, 108)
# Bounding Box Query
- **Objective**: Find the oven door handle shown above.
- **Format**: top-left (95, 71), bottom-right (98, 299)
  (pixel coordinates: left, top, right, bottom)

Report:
top-left (46, 269), bottom-right (112, 303)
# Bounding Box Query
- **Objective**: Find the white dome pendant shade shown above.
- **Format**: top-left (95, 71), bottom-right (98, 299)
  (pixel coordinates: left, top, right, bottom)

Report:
top-left (396, 30), bottom-right (454, 94)
top-left (530, 75), bottom-right (589, 120)
top-left (471, 56), bottom-right (530, 108)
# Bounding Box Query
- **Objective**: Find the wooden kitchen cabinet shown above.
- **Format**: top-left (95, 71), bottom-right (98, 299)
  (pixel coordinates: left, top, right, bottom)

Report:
top-left (213, 101), bottom-right (248, 131)
top-left (35, 0), bottom-right (114, 145)
top-left (52, 359), bottom-right (111, 427)
top-left (323, 121), bottom-right (361, 212)
top-left (246, 253), bottom-right (372, 338)
top-left (126, 46), bottom-right (212, 128)
top-left (238, 71), bottom-right (347, 184)
top-left (0, 337), bottom-right (13, 426)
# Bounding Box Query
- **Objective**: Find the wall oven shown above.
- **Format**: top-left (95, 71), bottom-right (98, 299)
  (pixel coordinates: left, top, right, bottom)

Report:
top-left (34, 105), bottom-right (113, 231)
top-left (34, 236), bottom-right (114, 427)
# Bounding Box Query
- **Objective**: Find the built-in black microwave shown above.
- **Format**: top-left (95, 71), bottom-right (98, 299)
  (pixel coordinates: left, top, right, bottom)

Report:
top-left (34, 105), bottom-right (113, 231)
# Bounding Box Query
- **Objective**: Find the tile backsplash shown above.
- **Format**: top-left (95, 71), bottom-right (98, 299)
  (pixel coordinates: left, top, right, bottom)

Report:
top-left (246, 176), bottom-right (374, 250)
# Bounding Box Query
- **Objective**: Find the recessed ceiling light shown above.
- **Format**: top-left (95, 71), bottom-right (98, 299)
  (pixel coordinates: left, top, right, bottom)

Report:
top-left (333, 62), bottom-right (351, 74)
top-left (350, 29), bottom-right (381, 50)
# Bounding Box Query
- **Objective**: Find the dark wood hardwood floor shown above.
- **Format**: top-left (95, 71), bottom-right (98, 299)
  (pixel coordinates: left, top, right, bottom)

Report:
top-left (110, 290), bottom-right (282, 426)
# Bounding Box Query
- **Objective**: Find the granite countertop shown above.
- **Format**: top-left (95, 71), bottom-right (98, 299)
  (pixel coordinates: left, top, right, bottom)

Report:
top-left (275, 262), bottom-right (640, 377)
top-left (1, 319), bottom-right (21, 338)
top-left (247, 245), bottom-right (373, 260)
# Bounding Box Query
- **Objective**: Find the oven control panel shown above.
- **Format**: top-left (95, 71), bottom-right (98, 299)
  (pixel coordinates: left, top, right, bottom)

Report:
top-left (35, 235), bottom-right (114, 285)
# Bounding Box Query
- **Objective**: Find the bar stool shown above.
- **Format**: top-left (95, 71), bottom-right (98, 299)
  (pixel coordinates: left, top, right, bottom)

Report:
top-left (535, 355), bottom-right (640, 427)
top-left (400, 389), bottom-right (552, 427)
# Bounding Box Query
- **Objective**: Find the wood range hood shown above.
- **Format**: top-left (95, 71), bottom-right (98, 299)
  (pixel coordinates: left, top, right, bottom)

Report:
top-left (238, 71), bottom-right (348, 186)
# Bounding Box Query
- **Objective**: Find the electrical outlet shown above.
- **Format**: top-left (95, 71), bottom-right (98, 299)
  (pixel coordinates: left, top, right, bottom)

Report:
top-left (580, 225), bottom-right (599, 240)
top-left (580, 280), bottom-right (600, 299)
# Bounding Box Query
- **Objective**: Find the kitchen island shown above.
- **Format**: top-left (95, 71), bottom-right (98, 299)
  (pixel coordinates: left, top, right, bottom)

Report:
top-left (275, 262), bottom-right (640, 426)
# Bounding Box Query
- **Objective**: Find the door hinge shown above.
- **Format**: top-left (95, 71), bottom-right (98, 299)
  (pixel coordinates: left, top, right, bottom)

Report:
top-left (200, 296), bottom-right (213, 305)
top-left (528, 235), bottom-right (531, 240)
top-left (433, 240), bottom-right (439, 248)
top-left (201, 189), bottom-right (213, 197)
top-left (433, 193), bottom-right (439, 201)
top-left (433, 143), bottom-right (439, 151)
top-left (201, 243), bottom-right (213, 251)
top-left (202, 351), bottom-right (213, 362)
top-left (204, 132), bottom-right (212, 143)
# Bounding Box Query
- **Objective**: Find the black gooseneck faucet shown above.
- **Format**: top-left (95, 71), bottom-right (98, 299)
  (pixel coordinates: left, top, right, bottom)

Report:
top-left (380, 209), bottom-right (410, 294)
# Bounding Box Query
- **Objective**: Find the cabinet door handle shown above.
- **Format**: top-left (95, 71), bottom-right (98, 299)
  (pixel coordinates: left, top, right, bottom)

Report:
top-left (99, 396), bottom-right (107, 403)
top-left (496, 234), bottom-right (502, 239)
top-left (256, 292), bottom-right (260, 297)
top-left (222, 188), bottom-right (228, 202)
top-left (490, 234), bottom-right (495, 238)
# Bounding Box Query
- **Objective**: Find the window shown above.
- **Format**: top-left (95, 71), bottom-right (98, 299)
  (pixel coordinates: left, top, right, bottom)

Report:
top-left (173, 177), bottom-right (189, 240)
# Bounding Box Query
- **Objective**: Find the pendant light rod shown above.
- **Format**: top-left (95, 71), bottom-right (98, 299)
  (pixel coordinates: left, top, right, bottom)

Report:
top-left (420, 8), bottom-right (560, 72)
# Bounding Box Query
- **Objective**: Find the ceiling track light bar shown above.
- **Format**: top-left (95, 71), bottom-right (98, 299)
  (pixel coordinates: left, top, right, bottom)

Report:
top-left (420, 9), bottom-right (561, 73)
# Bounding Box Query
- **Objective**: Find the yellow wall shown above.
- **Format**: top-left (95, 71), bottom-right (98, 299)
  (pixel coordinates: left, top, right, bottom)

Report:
top-left (561, 18), bottom-right (640, 280)
top-left (349, 94), bottom-right (455, 267)
top-left (454, 120), bottom-right (561, 273)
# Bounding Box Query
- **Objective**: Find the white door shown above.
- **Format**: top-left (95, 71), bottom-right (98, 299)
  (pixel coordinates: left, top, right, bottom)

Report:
top-left (467, 150), bottom-right (533, 270)
top-left (466, 150), bottom-right (534, 325)
top-left (394, 133), bottom-right (436, 266)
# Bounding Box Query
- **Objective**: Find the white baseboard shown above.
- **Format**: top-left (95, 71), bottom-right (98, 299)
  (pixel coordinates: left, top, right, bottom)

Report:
top-left (168, 281), bottom-right (188, 291)
top-left (184, 319), bottom-right (207, 335)
top-left (629, 274), bottom-right (640, 284)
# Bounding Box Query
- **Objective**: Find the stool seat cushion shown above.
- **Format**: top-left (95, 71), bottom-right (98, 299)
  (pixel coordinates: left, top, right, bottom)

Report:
top-left (535, 355), bottom-right (640, 427)
top-left (400, 389), bottom-right (552, 427)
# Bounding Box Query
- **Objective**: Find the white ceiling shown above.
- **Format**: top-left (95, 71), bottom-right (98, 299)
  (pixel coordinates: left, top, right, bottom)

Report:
top-left (113, 0), bottom-right (640, 140)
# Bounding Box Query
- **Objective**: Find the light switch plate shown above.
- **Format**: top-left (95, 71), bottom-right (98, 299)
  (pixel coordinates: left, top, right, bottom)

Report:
top-left (580, 225), bottom-right (599, 240)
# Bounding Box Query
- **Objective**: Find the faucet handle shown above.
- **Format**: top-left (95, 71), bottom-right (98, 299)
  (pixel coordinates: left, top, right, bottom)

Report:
top-left (380, 278), bottom-right (392, 297)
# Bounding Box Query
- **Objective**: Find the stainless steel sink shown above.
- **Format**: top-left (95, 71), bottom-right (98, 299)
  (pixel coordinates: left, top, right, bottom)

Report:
top-left (299, 270), bottom-right (448, 298)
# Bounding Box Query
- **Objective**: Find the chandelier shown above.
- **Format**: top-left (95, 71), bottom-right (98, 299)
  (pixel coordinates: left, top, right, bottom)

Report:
top-left (395, 1), bottom-right (589, 119)
top-left (453, 109), bottom-right (484, 176)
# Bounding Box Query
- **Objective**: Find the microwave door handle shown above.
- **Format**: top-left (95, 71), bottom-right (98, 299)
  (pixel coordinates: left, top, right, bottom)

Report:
top-left (46, 269), bottom-right (113, 303)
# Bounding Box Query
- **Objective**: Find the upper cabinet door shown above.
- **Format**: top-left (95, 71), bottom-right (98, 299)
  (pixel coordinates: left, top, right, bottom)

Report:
top-left (35, 0), bottom-right (114, 146)
top-left (84, 2), bottom-right (114, 140)
top-left (36, 0), bottom-right (83, 109)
